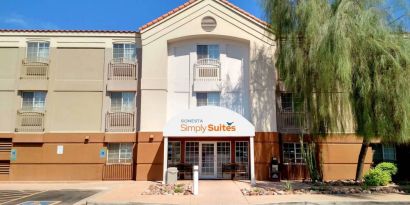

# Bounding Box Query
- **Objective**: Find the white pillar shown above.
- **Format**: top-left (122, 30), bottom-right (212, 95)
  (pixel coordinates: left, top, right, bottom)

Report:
top-left (193, 165), bottom-right (199, 195)
top-left (250, 136), bottom-right (256, 186)
top-left (163, 136), bottom-right (168, 184)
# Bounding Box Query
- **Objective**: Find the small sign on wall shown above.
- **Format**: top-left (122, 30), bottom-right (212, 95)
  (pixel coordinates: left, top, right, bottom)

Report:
top-left (10, 149), bottom-right (17, 161)
top-left (57, 145), bottom-right (64, 155)
top-left (99, 148), bottom-right (107, 158)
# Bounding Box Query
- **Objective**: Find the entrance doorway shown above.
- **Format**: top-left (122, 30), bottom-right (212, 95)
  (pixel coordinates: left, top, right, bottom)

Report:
top-left (200, 142), bottom-right (217, 178)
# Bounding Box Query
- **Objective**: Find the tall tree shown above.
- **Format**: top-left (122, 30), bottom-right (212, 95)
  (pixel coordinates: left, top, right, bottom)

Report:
top-left (264, 0), bottom-right (410, 180)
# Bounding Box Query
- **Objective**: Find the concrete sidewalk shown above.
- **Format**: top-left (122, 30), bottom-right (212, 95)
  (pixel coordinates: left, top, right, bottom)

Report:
top-left (0, 181), bottom-right (409, 205)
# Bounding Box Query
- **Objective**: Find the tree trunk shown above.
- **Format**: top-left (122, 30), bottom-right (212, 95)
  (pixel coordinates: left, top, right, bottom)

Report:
top-left (355, 138), bottom-right (370, 181)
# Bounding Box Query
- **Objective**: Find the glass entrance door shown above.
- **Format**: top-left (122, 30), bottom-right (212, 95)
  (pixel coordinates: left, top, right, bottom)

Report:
top-left (199, 142), bottom-right (217, 178)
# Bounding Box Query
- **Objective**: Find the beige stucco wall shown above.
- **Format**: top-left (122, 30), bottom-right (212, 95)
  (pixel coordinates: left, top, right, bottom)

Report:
top-left (140, 0), bottom-right (276, 132)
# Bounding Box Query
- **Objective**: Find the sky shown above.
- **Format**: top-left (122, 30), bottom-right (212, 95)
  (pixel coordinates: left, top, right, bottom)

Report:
top-left (0, 0), bottom-right (265, 31)
top-left (0, 0), bottom-right (408, 31)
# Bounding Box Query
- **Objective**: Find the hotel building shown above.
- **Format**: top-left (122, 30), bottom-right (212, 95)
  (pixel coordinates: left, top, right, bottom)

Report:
top-left (0, 0), bottom-right (404, 182)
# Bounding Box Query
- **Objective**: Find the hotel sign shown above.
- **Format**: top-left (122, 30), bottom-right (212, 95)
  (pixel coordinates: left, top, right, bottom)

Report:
top-left (163, 106), bottom-right (255, 137)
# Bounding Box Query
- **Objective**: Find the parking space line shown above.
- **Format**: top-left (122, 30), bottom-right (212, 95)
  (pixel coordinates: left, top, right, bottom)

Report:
top-left (0, 190), bottom-right (46, 205)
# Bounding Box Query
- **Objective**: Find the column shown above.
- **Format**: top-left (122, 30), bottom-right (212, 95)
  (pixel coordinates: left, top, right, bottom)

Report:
top-left (250, 136), bottom-right (256, 186)
top-left (163, 136), bottom-right (168, 184)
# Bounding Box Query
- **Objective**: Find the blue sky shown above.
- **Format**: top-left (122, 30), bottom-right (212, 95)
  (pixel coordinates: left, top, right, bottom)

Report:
top-left (0, 0), bottom-right (264, 31)
top-left (0, 0), bottom-right (408, 31)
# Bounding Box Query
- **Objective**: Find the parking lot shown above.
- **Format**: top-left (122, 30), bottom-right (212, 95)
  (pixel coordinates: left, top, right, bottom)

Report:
top-left (0, 190), bottom-right (99, 205)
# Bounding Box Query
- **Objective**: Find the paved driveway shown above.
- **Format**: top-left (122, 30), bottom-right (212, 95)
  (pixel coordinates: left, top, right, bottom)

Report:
top-left (0, 190), bottom-right (98, 205)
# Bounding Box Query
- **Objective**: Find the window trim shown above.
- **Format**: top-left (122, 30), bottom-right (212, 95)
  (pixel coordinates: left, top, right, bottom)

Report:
top-left (282, 142), bottom-right (306, 165)
top-left (26, 41), bottom-right (50, 60)
top-left (167, 141), bottom-right (182, 166)
top-left (113, 43), bottom-right (137, 61)
top-left (21, 91), bottom-right (46, 112)
top-left (110, 92), bottom-right (135, 113)
top-left (106, 143), bottom-right (133, 165)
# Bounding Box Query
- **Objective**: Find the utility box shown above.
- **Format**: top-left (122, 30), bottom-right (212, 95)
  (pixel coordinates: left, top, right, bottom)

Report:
top-left (270, 157), bottom-right (280, 181)
top-left (166, 167), bottom-right (179, 185)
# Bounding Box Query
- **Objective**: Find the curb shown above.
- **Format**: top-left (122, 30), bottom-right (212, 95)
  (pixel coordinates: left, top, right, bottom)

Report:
top-left (261, 201), bottom-right (410, 205)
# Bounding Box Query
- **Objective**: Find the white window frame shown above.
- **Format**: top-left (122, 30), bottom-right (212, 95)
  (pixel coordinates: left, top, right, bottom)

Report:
top-left (113, 43), bottom-right (137, 61)
top-left (26, 41), bottom-right (50, 60)
top-left (106, 143), bottom-right (133, 164)
top-left (21, 91), bottom-right (46, 112)
top-left (168, 141), bottom-right (181, 166)
top-left (197, 44), bottom-right (220, 60)
top-left (196, 92), bottom-right (221, 107)
top-left (110, 92), bottom-right (135, 113)
top-left (282, 143), bottom-right (306, 165)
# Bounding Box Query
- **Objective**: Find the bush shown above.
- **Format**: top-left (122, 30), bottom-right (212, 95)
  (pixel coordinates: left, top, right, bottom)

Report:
top-left (375, 162), bottom-right (398, 176)
top-left (364, 168), bottom-right (392, 186)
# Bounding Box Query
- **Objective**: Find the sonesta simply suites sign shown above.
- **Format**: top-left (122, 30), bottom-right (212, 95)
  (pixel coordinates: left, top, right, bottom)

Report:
top-left (163, 106), bottom-right (255, 137)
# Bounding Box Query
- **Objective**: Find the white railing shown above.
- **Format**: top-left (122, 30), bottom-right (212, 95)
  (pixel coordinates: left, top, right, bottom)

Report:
top-left (21, 57), bottom-right (50, 79)
top-left (194, 58), bottom-right (221, 81)
top-left (278, 112), bottom-right (307, 133)
top-left (108, 58), bottom-right (137, 80)
top-left (16, 110), bottom-right (45, 132)
top-left (106, 112), bottom-right (135, 132)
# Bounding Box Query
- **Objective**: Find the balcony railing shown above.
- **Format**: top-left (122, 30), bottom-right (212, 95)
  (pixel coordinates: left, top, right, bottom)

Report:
top-left (108, 58), bottom-right (137, 80)
top-left (16, 110), bottom-right (45, 132)
top-left (278, 112), bottom-right (307, 133)
top-left (106, 111), bottom-right (135, 132)
top-left (194, 58), bottom-right (221, 81)
top-left (21, 57), bottom-right (49, 79)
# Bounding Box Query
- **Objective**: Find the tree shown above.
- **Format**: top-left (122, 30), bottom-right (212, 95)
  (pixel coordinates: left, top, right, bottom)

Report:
top-left (263, 0), bottom-right (410, 181)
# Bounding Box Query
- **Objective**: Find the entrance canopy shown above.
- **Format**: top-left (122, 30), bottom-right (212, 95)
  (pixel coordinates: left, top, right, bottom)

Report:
top-left (163, 106), bottom-right (255, 137)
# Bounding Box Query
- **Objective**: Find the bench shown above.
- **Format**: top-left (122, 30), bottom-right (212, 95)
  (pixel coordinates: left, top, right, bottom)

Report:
top-left (169, 163), bottom-right (193, 179)
top-left (222, 163), bottom-right (247, 180)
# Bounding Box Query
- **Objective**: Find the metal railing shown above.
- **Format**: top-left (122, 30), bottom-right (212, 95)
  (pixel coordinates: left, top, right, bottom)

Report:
top-left (108, 58), bottom-right (137, 80)
top-left (278, 112), bottom-right (307, 133)
top-left (106, 111), bottom-right (135, 132)
top-left (21, 57), bottom-right (50, 79)
top-left (16, 110), bottom-right (45, 132)
top-left (194, 58), bottom-right (221, 81)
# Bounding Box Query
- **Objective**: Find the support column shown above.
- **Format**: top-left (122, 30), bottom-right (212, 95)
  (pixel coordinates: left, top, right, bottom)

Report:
top-left (250, 136), bottom-right (256, 186)
top-left (163, 136), bottom-right (168, 184)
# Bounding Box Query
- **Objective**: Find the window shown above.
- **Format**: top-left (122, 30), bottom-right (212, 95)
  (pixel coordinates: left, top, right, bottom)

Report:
top-left (217, 142), bottom-right (231, 179)
top-left (21, 91), bottom-right (46, 111)
top-left (197, 45), bottom-right (220, 60)
top-left (110, 92), bottom-right (135, 112)
top-left (113, 43), bottom-right (136, 61)
top-left (280, 93), bottom-right (303, 112)
top-left (27, 42), bottom-right (50, 61)
top-left (235, 141), bottom-right (249, 179)
top-left (107, 143), bottom-right (133, 164)
top-left (283, 143), bottom-right (305, 164)
top-left (185, 142), bottom-right (199, 165)
top-left (168, 141), bottom-right (181, 166)
top-left (196, 92), bottom-right (220, 106)
top-left (373, 144), bottom-right (396, 162)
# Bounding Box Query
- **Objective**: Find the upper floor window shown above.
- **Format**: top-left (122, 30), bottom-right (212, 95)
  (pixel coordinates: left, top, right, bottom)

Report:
top-left (197, 45), bottom-right (220, 60)
top-left (27, 42), bottom-right (50, 61)
top-left (280, 93), bottom-right (303, 112)
top-left (373, 144), bottom-right (396, 162)
top-left (197, 92), bottom-right (220, 106)
top-left (113, 43), bottom-right (136, 61)
top-left (21, 91), bottom-right (46, 112)
top-left (110, 92), bottom-right (135, 112)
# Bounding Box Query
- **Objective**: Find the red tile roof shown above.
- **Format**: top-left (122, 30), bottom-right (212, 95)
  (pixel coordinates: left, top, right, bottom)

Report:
top-left (139, 0), bottom-right (268, 32)
top-left (0, 29), bottom-right (138, 34)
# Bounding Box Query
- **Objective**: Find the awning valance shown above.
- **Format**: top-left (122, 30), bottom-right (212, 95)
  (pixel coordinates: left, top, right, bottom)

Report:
top-left (163, 106), bottom-right (255, 137)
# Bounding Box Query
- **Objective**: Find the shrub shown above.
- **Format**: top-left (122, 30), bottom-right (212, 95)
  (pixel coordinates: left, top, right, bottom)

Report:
top-left (364, 168), bottom-right (391, 186)
top-left (375, 162), bottom-right (398, 176)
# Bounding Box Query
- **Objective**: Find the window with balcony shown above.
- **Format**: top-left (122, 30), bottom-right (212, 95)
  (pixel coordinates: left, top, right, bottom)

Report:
top-left (107, 143), bottom-right (133, 164)
top-left (22, 42), bottom-right (50, 79)
top-left (113, 43), bottom-right (136, 62)
top-left (110, 92), bottom-right (135, 112)
top-left (197, 92), bottom-right (220, 106)
top-left (283, 143), bottom-right (305, 164)
top-left (280, 93), bottom-right (303, 112)
top-left (197, 45), bottom-right (220, 60)
top-left (16, 91), bottom-right (46, 132)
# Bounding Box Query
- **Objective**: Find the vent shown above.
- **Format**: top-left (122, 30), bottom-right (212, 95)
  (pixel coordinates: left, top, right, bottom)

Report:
top-left (0, 139), bottom-right (12, 153)
top-left (0, 161), bottom-right (10, 175)
top-left (201, 16), bottom-right (217, 32)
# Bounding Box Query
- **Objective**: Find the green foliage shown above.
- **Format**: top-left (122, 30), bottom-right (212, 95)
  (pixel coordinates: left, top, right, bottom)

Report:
top-left (284, 181), bottom-right (293, 191)
top-left (174, 187), bottom-right (184, 193)
top-left (300, 140), bottom-right (322, 182)
top-left (375, 162), bottom-right (398, 176)
top-left (364, 168), bottom-right (392, 186)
